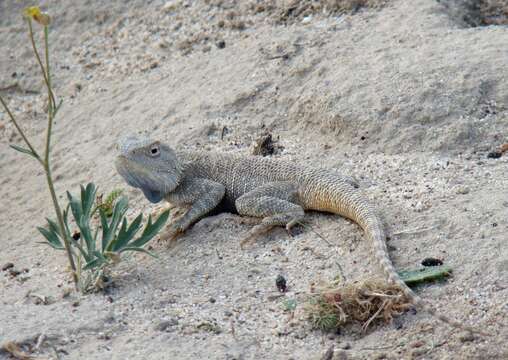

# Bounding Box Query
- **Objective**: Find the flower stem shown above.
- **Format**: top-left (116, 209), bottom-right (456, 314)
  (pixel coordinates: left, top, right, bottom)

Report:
top-left (0, 96), bottom-right (43, 165)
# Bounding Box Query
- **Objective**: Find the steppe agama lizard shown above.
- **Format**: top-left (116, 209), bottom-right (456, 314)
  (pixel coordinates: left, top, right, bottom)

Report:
top-left (115, 136), bottom-right (483, 334)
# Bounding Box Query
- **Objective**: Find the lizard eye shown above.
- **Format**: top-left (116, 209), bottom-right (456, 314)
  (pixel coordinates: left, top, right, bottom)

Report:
top-left (149, 143), bottom-right (160, 157)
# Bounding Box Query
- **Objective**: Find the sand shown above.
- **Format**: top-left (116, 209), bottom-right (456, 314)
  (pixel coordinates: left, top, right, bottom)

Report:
top-left (1, 0), bottom-right (507, 359)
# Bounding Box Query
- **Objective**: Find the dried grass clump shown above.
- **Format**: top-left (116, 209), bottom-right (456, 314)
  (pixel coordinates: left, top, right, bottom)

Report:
top-left (306, 279), bottom-right (412, 332)
top-left (480, 0), bottom-right (508, 25)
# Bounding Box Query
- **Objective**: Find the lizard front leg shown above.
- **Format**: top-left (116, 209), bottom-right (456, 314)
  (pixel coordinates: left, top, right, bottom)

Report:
top-left (164, 178), bottom-right (225, 245)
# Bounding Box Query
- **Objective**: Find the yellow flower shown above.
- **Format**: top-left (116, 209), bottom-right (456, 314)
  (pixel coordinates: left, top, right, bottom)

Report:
top-left (23, 6), bottom-right (51, 26)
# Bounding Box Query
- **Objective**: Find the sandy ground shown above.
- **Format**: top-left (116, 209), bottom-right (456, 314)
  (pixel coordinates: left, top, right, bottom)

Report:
top-left (1, 0), bottom-right (507, 359)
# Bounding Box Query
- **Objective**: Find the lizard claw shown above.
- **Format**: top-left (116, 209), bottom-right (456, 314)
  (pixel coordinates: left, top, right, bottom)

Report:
top-left (164, 223), bottom-right (185, 248)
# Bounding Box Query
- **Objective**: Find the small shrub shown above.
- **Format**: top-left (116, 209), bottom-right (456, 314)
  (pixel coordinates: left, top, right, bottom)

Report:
top-left (38, 183), bottom-right (169, 292)
top-left (0, 6), bottom-right (169, 292)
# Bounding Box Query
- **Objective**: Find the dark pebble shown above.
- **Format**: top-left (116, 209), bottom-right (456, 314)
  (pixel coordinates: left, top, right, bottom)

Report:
top-left (9, 269), bottom-right (21, 277)
top-left (216, 40), bottom-right (226, 49)
top-left (275, 274), bottom-right (287, 292)
top-left (2, 262), bottom-right (14, 271)
top-left (155, 318), bottom-right (179, 331)
top-left (487, 151), bottom-right (502, 159)
top-left (421, 257), bottom-right (443, 267)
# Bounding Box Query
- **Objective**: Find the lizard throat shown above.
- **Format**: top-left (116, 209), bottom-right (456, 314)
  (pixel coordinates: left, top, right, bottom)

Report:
top-left (114, 155), bottom-right (182, 202)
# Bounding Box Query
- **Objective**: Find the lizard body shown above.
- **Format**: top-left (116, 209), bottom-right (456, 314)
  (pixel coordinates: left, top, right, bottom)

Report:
top-left (115, 136), bottom-right (481, 334)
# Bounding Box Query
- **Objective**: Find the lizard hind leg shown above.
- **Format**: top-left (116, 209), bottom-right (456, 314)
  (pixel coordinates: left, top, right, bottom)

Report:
top-left (235, 181), bottom-right (305, 248)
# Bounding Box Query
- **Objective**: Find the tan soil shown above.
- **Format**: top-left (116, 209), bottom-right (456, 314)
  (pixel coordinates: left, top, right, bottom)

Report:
top-left (1, 1), bottom-right (507, 359)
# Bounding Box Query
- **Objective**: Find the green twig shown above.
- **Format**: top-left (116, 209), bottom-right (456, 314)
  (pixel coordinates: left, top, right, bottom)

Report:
top-left (0, 96), bottom-right (43, 165)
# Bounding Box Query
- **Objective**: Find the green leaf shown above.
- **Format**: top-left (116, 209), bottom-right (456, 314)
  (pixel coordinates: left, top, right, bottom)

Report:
top-left (100, 208), bottom-right (110, 251)
top-left (9, 144), bottom-right (38, 160)
top-left (103, 196), bottom-right (129, 251)
top-left (112, 213), bottom-right (143, 251)
top-left (282, 299), bottom-right (297, 312)
top-left (93, 250), bottom-right (107, 261)
top-left (63, 203), bottom-right (71, 236)
top-left (128, 210), bottom-right (169, 248)
top-left (71, 240), bottom-right (94, 263)
top-left (46, 217), bottom-right (61, 238)
top-left (107, 217), bottom-right (128, 252)
top-left (119, 246), bottom-right (158, 258)
top-left (67, 191), bottom-right (83, 225)
top-left (399, 266), bottom-right (452, 286)
top-left (77, 214), bottom-right (94, 254)
top-left (81, 183), bottom-right (96, 219)
top-left (83, 258), bottom-right (101, 271)
top-left (53, 99), bottom-right (63, 117)
top-left (37, 226), bottom-right (64, 249)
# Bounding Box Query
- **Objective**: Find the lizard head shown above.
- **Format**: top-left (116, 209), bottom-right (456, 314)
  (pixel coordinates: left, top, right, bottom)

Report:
top-left (115, 136), bottom-right (183, 203)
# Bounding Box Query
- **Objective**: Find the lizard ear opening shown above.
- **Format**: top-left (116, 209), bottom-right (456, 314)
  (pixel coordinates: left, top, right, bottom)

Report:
top-left (141, 187), bottom-right (163, 203)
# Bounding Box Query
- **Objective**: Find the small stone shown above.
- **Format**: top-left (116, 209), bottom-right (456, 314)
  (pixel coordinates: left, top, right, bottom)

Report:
top-left (338, 342), bottom-right (351, 350)
top-left (62, 288), bottom-right (72, 298)
top-left (411, 340), bottom-right (425, 348)
top-left (216, 40), bottom-right (226, 49)
top-left (9, 269), bottom-right (21, 277)
top-left (301, 16), bottom-right (312, 24)
top-left (155, 318), bottom-right (179, 331)
top-left (487, 151), bottom-right (502, 159)
top-left (209, 297), bottom-right (216, 303)
top-left (334, 350), bottom-right (349, 360)
top-left (455, 186), bottom-right (469, 195)
top-left (421, 257), bottom-right (443, 267)
top-left (162, 0), bottom-right (180, 13)
top-left (275, 274), bottom-right (287, 292)
top-left (459, 332), bottom-right (475, 342)
top-left (2, 262), bottom-right (14, 271)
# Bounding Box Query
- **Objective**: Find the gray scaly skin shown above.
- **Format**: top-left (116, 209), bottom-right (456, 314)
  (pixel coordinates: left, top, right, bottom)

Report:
top-left (115, 136), bottom-right (484, 335)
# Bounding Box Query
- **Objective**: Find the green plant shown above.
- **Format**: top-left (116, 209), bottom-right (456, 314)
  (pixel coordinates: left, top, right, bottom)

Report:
top-left (39, 183), bottom-right (169, 292)
top-left (0, 6), bottom-right (78, 285)
top-left (0, 7), bottom-right (169, 292)
top-left (95, 188), bottom-right (124, 217)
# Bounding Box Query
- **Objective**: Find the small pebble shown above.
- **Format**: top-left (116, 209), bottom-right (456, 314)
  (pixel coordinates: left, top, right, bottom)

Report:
top-left (9, 269), bottom-right (21, 277)
top-left (455, 186), bottom-right (469, 195)
top-left (275, 274), bottom-right (287, 292)
top-left (339, 342), bottom-right (351, 350)
top-left (459, 332), bottom-right (476, 342)
top-left (421, 257), bottom-right (443, 266)
top-left (216, 40), bottom-right (226, 49)
top-left (487, 151), bottom-right (502, 159)
top-left (154, 318), bottom-right (179, 331)
top-left (2, 262), bottom-right (14, 271)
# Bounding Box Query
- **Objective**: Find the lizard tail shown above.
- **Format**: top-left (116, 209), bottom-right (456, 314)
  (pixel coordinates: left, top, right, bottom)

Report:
top-left (300, 175), bottom-right (487, 335)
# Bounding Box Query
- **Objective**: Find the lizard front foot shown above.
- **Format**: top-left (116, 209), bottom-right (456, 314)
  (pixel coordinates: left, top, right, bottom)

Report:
top-left (163, 223), bottom-right (186, 248)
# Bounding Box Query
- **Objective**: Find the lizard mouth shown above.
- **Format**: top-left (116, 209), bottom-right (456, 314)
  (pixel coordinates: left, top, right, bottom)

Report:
top-left (115, 155), bottom-right (144, 188)
top-left (114, 155), bottom-right (166, 203)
